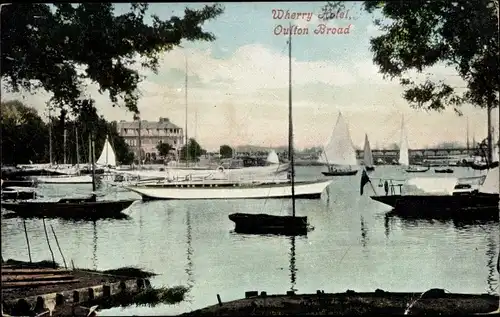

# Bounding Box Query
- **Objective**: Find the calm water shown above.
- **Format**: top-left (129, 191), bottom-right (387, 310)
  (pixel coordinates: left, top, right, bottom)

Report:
top-left (1, 166), bottom-right (498, 316)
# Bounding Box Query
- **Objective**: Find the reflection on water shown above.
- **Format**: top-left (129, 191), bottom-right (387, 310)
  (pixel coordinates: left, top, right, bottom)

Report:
top-left (289, 236), bottom-right (296, 292)
top-left (92, 221), bottom-right (97, 270)
top-left (360, 216), bottom-right (368, 248)
top-left (186, 210), bottom-right (194, 290)
top-left (1, 166), bottom-right (498, 316)
top-left (486, 233), bottom-right (498, 294)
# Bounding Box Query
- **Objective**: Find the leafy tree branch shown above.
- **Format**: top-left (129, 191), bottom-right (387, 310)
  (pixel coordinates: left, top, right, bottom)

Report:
top-left (1, 3), bottom-right (224, 115)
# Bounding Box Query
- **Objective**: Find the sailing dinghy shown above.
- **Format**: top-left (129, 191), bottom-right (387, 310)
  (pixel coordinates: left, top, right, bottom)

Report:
top-left (363, 134), bottom-right (375, 172)
top-left (319, 112), bottom-right (358, 176)
top-left (398, 116), bottom-right (429, 173)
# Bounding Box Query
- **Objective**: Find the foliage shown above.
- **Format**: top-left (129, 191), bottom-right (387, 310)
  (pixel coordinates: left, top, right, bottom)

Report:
top-left (1, 100), bottom-right (49, 164)
top-left (219, 144), bottom-right (233, 158)
top-left (156, 142), bottom-right (173, 157)
top-left (322, 1), bottom-right (499, 113)
top-left (180, 138), bottom-right (206, 162)
top-left (1, 3), bottom-right (224, 114)
top-left (0, 99), bottom-right (134, 165)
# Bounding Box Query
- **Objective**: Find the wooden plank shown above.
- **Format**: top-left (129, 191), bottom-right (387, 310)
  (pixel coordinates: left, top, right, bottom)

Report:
top-left (2, 274), bottom-right (75, 282)
top-left (2, 279), bottom-right (80, 289)
top-left (1, 268), bottom-right (71, 275)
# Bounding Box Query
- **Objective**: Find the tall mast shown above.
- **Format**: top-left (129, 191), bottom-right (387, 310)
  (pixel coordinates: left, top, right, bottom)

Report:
top-left (288, 24), bottom-right (295, 217)
top-left (63, 128), bottom-right (67, 165)
top-left (47, 102), bottom-right (53, 165)
top-left (138, 118), bottom-right (142, 167)
top-left (466, 116), bottom-right (470, 152)
top-left (185, 55), bottom-right (189, 166)
top-left (75, 126), bottom-right (80, 169)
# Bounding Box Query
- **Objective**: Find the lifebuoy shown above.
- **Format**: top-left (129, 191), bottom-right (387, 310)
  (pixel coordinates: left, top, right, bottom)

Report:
top-left (217, 166), bottom-right (225, 173)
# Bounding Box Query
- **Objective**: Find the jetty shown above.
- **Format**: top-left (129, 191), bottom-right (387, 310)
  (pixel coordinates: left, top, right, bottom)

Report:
top-left (181, 290), bottom-right (500, 315)
top-left (1, 260), bottom-right (154, 316)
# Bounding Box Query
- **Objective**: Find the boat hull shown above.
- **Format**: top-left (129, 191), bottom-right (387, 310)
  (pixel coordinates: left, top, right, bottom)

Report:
top-left (125, 179), bottom-right (332, 200)
top-left (36, 175), bottom-right (93, 184)
top-left (435, 169), bottom-right (454, 173)
top-left (228, 213), bottom-right (308, 235)
top-left (322, 170), bottom-right (358, 176)
top-left (370, 193), bottom-right (499, 220)
top-left (405, 167), bottom-right (430, 173)
top-left (1, 199), bottom-right (135, 219)
top-left (1, 179), bottom-right (36, 188)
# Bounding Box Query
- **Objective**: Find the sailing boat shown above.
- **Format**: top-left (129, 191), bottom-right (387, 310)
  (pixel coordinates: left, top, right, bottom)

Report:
top-left (96, 136), bottom-right (117, 168)
top-left (363, 134), bottom-right (375, 172)
top-left (228, 27), bottom-right (309, 236)
top-left (124, 37), bottom-right (332, 201)
top-left (36, 126), bottom-right (94, 184)
top-left (319, 112), bottom-right (358, 176)
top-left (2, 134), bottom-right (136, 219)
top-left (398, 116), bottom-right (429, 173)
top-left (266, 150), bottom-right (280, 165)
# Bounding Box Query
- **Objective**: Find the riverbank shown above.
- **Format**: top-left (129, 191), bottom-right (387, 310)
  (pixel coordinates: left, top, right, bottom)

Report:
top-left (2, 259), bottom-right (188, 316)
top-left (181, 289), bottom-right (500, 315)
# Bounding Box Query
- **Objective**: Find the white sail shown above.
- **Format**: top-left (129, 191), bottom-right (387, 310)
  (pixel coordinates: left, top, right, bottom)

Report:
top-left (363, 134), bottom-right (374, 167)
top-left (398, 116), bottom-right (410, 166)
top-left (492, 141), bottom-right (499, 163)
top-left (266, 150), bottom-right (280, 164)
top-left (97, 136), bottom-right (117, 167)
top-left (318, 112), bottom-right (357, 166)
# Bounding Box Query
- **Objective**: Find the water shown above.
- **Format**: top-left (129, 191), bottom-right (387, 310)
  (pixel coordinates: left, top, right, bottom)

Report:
top-left (1, 166), bottom-right (498, 316)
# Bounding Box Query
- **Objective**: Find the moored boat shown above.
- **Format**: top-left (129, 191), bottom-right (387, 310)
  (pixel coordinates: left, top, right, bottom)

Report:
top-left (126, 178), bottom-right (332, 200)
top-left (318, 112), bottom-right (359, 176)
top-left (228, 32), bottom-right (313, 236)
top-left (2, 194), bottom-right (135, 219)
top-left (1, 186), bottom-right (37, 200)
top-left (435, 168), bottom-right (454, 173)
top-left (368, 167), bottom-right (499, 220)
top-left (228, 213), bottom-right (307, 235)
top-left (363, 134), bottom-right (375, 172)
top-left (35, 174), bottom-right (93, 184)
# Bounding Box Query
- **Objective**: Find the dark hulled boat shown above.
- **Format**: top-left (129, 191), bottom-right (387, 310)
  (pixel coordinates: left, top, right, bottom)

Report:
top-left (1, 187), bottom-right (37, 200)
top-left (229, 213), bottom-right (308, 235)
top-left (405, 166), bottom-right (430, 173)
top-left (371, 193), bottom-right (498, 220)
top-left (1, 178), bottom-right (37, 188)
top-left (435, 168), bottom-right (454, 174)
top-left (2, 194), bottom-right (135, 219)
top-left (322, 166), bottom-right (358, 176)
top-left (469, 161), bottom-right (498, 171)
top-left (369, 167), bottom-right (499, 220)
top-left (229, 31), bottom-right (310, 236)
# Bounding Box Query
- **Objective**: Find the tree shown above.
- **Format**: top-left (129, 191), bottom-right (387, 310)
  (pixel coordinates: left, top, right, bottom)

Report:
top-left (219, 144), bottom-right (233, 158)
top-left (321, 1), bottom-right (499, 113)
top-left (157, 142), bottom-right (173, 157)
top-left (1, 3), bottom-right (224, 114)
top-left (180, 138), bottom-right (205, 162)
top-left (1, 100), bottom-right (49, 164)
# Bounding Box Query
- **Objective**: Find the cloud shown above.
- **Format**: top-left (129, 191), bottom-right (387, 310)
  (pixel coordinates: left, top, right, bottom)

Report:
top-left (1, 43), bottom-right (495, 151)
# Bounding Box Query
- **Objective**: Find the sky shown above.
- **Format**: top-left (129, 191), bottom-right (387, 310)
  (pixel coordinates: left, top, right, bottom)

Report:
top-left (2, 2), bottom-right (498, 152)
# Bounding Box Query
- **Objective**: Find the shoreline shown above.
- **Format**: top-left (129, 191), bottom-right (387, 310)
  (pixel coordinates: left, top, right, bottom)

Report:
top-left (181, 289), bottom-right (500, 316)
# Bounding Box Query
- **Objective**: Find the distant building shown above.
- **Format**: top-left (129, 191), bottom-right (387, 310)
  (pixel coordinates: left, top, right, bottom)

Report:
top-left (116, 117), bottom-right (184, 161)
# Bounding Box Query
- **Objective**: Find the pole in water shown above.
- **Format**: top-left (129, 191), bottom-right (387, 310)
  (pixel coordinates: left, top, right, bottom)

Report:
top-left (42, 218), bottom-right (56, 268)
top-left (50, 224), bottom-right (68, 269)
top-left (22, 220), bottom-right (32, 263)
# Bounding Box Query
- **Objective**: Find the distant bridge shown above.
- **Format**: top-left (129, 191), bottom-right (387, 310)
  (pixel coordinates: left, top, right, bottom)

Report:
top-left (232, 147), bottom-right (477, 161)
top-left (355, 147), bottom-right (477, 159)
